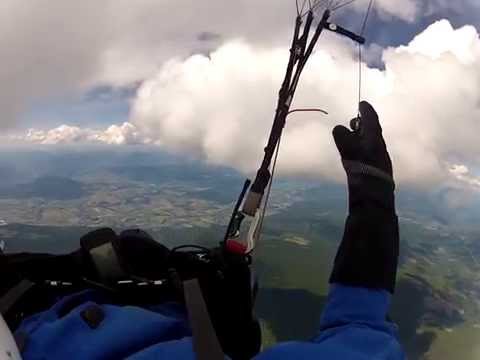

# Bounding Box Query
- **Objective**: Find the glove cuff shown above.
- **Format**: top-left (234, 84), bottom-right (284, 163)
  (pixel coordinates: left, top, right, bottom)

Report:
top-left (329, 211), bottom-right (399, 293)
top-left (331, 161), bottom-right (398, 293)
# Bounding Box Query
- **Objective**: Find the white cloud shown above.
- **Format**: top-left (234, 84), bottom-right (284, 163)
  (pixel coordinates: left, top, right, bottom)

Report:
top-left (355, 0), bottom-right (418, 23)
top-left (2, 0), bottom-right (479, 190)
top-left (402, 20), bottom-right (480, 62)
top-left (13, 122), bottom-right (144, 146)
top-left (449, 164), bottom-right (480, 189)
top-left (94, 123), bottom-right (146, 145)
top-left (1, 0), bottom-right (474, 128)
top-left (0, 0), bottom-right (298, 126)
top-left (12, 20), bottom-right (480, 188)
top-left (123, 20), bottom-right (480, 187)
top-left (450, 164), bottom-right (469, 176)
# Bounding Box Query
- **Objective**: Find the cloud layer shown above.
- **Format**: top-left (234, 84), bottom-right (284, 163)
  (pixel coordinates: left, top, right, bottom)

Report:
top-left (128, 20), bottom-right (480, 186)
top-left (13, 122), bottom-right (143, 145)
top-left (2, 0), bottom-right (476, 127)
top-left (16, 20), bottom-right (480, 189)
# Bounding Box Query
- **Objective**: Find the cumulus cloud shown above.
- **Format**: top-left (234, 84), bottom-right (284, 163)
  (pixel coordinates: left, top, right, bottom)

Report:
top-left (12, 122), bottom-right (144, 145)
top-left (1, 0), bottom-right (475, 128)
top-left (449, 164), bottom-right (480, 189)
top-left (450, 164), bottom-right (469, 176)
top-left (123, 20), bottom-right (480, 187)
top-left (0, 0), bottom-right (299, 126)
top-left (3, 1), bottom-right (480, 190)
top-left (358, 0), bottom-right (418, 23)
top-left (12, 20), bottom-right (480, 188)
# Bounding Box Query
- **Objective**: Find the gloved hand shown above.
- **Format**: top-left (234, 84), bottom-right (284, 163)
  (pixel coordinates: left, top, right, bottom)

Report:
top-left (333, 101), bottom-right (395, 213)
top-left (329, 101), bottom-right (399, 293)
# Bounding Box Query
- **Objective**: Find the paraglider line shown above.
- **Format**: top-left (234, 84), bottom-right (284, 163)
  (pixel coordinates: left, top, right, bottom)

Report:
top-left (357, 0), bottom-right (374, 116)
top-left (332, 0), bottom-right (358, 12)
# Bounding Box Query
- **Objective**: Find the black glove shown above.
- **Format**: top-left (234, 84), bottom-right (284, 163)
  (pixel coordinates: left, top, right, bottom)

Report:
top-left (329, 101), bottom-right (399, 293)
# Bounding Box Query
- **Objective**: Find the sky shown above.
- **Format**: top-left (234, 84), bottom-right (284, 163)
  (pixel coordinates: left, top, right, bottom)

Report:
top-left (2, 0), bottom-right (480, 191)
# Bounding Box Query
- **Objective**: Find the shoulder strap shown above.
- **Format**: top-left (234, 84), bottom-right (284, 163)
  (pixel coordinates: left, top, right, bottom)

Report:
top-left (0, 280), bottom-right (35, 316)
top-left (183, 279), bottom-right (224, 360)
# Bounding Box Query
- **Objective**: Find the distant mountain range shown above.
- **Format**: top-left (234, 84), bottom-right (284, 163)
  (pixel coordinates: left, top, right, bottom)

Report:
top-left (0, 176), bottom-right (86, 200)
top-left (0, 148), bottom-right (478, 230)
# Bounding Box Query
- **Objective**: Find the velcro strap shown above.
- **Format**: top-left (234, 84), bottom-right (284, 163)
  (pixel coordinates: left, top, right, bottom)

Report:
top-left (80, 228), bottom-right (126, 284)
top-left (342, 160), bottom-right (395, 189)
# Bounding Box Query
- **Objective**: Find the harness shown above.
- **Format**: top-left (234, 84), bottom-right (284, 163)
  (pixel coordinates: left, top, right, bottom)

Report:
top-left (0, 228), bottom-right (260, 360)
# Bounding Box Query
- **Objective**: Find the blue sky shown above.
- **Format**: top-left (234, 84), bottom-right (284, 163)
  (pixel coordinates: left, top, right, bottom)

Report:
top-left (22, 87), bottom-right (134, 128)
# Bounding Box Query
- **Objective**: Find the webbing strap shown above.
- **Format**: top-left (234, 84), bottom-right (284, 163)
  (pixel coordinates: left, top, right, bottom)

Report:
top-left (183, 279), bottom-right (224, 360)
top-left (342, 160), bottom-right (395, 189)
top-left (0, 280), bottom-right (35, 316)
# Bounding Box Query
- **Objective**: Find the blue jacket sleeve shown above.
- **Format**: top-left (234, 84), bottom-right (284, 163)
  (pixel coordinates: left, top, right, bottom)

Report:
top-left (319, 283), bottom-right (393, 331)
top-left (255, 284), bottom-right (404, 360)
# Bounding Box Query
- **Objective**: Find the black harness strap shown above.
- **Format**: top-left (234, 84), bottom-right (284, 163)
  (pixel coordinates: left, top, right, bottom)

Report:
top-left (0, 280), bottom-right (35, 316)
